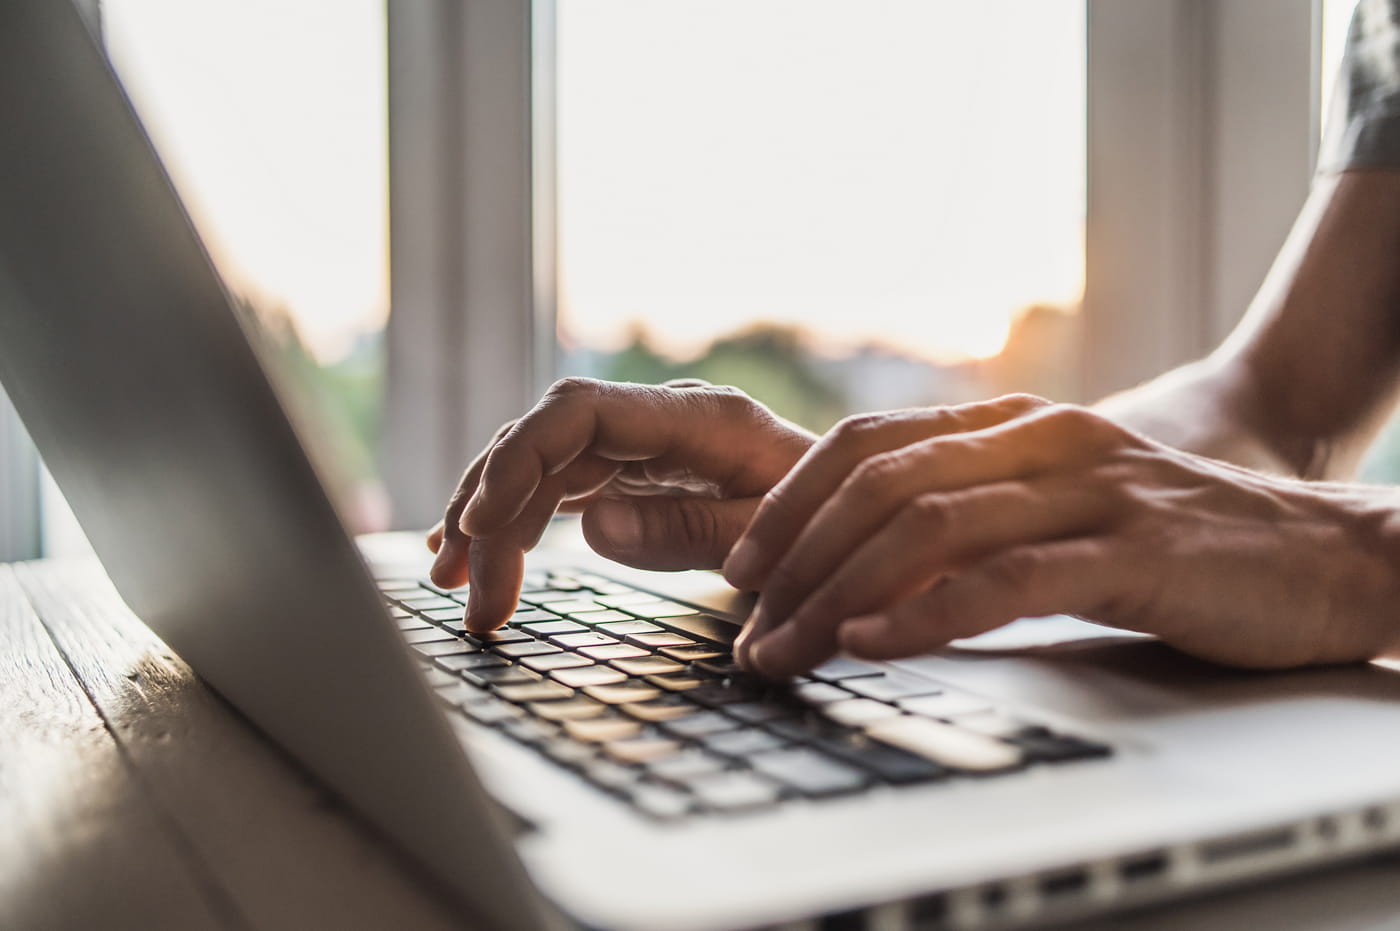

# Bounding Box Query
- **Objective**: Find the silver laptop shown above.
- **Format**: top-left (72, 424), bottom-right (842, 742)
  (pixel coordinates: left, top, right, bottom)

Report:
top-left (5, 3), bottom-right (1400, 928)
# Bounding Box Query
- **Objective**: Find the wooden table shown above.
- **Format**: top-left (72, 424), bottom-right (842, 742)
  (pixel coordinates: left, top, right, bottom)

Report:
top-left (5, 557), bottom-right (1399, 931)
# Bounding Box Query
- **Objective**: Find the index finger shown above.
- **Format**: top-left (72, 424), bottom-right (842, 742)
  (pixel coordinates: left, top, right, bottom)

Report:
top-left (461, 378), bottom-right (787, 536)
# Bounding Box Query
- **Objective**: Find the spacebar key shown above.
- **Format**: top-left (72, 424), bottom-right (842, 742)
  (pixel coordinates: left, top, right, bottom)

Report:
top-left (659, 614), bottom-right (739, 646)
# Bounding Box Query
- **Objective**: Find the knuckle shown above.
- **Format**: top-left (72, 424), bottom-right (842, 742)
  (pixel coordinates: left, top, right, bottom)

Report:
top-left (831, 412), bottom-right (890, 446)
top-left (904, 492), bottom-right (953, 536)
top-left (848, 450), bottom-right (905, 494)
top-left (1041, 404), bottom-right (1116, 447)
top-left (545, 376), bottom-right (602, 401)
top-left (984, 548), bottom-right (1042, 599)
top-left (997, 392), bottom-right (1052, 413)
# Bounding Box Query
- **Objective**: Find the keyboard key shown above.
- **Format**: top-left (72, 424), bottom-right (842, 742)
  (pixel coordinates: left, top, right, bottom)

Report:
top-left (421, 668), bottom-right (459, 688)
top-left (421, 606), bottom-right (468, 621)
top-left (693, 658), bottom-right (744, 677)
top-left (550, 631), bottom-right (619, 649)
top-left (550, 665), bottom-right (628, 688)
top-left (809, 733), bottom-right (947, 785)
top-left (521, 652), bottom-right (594, 672)
top-left (506, 609), bottom-right (563, 626)
top-left (568, 609), bottom-right (634, 625)
top-left (620, 696), bottom-right (699, 723)
top-left (793, 681), bottom-right (850, 705)
top-left (541, 738), bottom-right (598, 767)
top-left (402, 628), bottom-right (459, 644)
top-left (842, 672), bottom-right (943, 702)
top-left (583, 760), bottom-right (642, 793)
top-left (810, 657), bottom-right (888, 681)
top-left (521, 589), bottom-right (590, 604)
top-left (564, 717), bottom-right (642, 743)
top-left (494, 680), bottom-right (574, 703)
top-left (621, 601), bottom-right (702, 619)
top-left (645, 673), bottom-right (707, 692)
top-left (531, 697), bottom-right (608, 722)
top-left (689, 772), bottom-right (781, 812)
top-left (657, 614), bottom-right (740, 646)
top-left (412, 639), bottom-right (478, 658)
top-left (583, 683), bottom-right (662, 705)
top-left (955, 712), bottom-right (1049, 740)
top-left (437, 653), bottom-right (509, 672)
top-left (376, 579), bottom-right (422, 592)
top-left (748, 747), bottom-right (870, 798)
top-left (395, 617), bottom-right (433, 631)
top-left (1012, 733), bottom-right (1112, 763)
top-left (765, 716), bottom-right (840, 745)
top-left (496, 640), bottom-right (561, 658)
top-left (722, 702), bottom-right (799, 725)
top-left (627, 783), bottom-right (693, 820)
top-left (397, 594), bottom-right (461, 610)
top-left (626, 631), bottom-right (696, 648)
top-left (435, 683), bottom-right (479, 706)
top-left (866, 717), bottom-right (1024, 773)
top-left (687, 681), bottom-right (767, 707)
top-left (609, 655), bottom-right (685, 676)
top-left (647, 748), bottom-right (728, 782)
top-left (821, 699), bottom-right (902, 727)
top-left (502, 718), bottom-right (558, 744)
top-left (603, 736), bottom-right (682, 765)
top-left (897, 693), bottom-right (993, 719)
top-left (596, 592), bottom-right (666, 607)
top-left (663, 711), bottom-right (742, 739)
top-left (703, 728), bottom-right (788, 759)
top-left (474, 628), bottom-right (535, 646)
top-left (466, 665), bottom-right (540, 686)
top-left (598, 620), bottom-right (665, 637)
top-left (659, 645), bottom-right (728, 663)
top-left (460, 699), bottom-right (524, 725)
top-left (539, 600), bottom-right (607, 616)
top-left (579, 643), bottom-right (648, 661)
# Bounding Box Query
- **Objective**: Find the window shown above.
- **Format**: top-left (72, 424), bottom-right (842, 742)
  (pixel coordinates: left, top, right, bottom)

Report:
top-left (101, 0), bottom-right (391, 532)
top-left (0, 1), bottom-right (1336, 550)
top-left (553, 1), bottom-right (1086, 432)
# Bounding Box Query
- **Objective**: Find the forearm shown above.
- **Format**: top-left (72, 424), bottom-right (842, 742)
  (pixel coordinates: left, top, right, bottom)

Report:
top-left (1097, 171), bottom-right (1400, 480)
top-left (1094, 357), bottom-right (1302, 476)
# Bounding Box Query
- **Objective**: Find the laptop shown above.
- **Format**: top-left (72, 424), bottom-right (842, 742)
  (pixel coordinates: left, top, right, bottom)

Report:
top-left (5, 3), bottom-right (1400, 928)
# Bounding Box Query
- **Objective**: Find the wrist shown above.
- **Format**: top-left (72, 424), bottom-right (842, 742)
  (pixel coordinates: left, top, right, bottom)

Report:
top-left (1321, 482), bottom-right (1400, 661)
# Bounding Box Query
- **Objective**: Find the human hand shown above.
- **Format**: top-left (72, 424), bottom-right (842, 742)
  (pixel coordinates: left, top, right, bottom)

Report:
top-left (722, 394), bottom-right (1400, 677)
top-left (426, 378), bottom-right (815, 632)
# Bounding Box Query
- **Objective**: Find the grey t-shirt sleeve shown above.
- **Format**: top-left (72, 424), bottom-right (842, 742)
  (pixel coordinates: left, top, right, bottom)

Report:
top-left (1319, 0), bottom-right (1400, 172)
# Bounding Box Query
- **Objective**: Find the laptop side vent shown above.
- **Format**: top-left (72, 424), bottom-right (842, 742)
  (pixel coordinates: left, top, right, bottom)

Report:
top-left (787, 797), bottom-right (1400, 930)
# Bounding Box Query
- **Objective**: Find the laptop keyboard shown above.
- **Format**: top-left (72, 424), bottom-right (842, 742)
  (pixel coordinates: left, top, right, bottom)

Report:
top-left (379, 569), bottom-right (1111, 821)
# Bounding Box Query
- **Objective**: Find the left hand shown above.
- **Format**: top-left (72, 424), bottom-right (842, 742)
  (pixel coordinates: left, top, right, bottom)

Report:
top-left (722, 394), bottom-right (1400, 677)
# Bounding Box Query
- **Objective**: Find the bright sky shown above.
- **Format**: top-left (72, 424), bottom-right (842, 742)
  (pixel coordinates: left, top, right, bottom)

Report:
top-left (102, 0), bottom-right (389, 363)
top-left (557, 0), bottom-right (1086, 362)
top-left (102, 1), bottom-right (1085, 364)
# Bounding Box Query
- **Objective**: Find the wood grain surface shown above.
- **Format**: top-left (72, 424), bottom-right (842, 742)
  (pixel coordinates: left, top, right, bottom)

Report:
top-left (8, 559), bottom-right (461, 931)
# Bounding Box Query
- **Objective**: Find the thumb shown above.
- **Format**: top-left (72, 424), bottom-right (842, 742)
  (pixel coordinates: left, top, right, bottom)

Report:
top-left (580, 495), bottom-right (759, 571)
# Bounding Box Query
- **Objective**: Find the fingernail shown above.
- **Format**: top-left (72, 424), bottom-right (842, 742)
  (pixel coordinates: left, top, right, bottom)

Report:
top-left (722, 538), bottom-right (760, 588)
top-left (592, 498), bottom-right (642, 551)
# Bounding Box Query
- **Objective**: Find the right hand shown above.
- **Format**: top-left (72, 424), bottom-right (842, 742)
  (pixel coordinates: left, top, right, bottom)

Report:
top-left (426, 378), bottom-right (816, 632)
